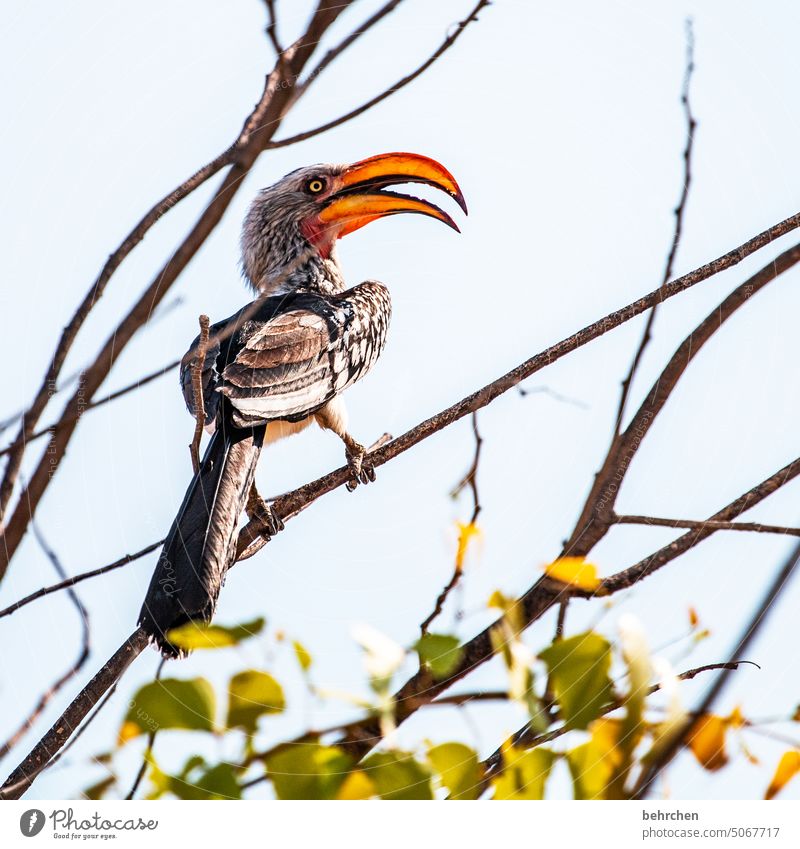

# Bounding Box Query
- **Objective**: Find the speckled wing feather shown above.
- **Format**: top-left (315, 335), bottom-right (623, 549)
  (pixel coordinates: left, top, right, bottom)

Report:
top-left (181, 282), bottom-right (392, 429)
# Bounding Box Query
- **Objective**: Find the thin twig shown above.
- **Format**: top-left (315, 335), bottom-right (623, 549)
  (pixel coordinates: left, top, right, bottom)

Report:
top-left (420, 412), bottom-right (483, 635)
top-left (517, 384), bottom-right (589, 409)
top-left (0, 361), bottom-right (180, 460)
top-left (0, 524), bottom-right (91, 759)
top-left (0, 540), bottom-right (163, 620)
top-left (295, 0), bottom-right (406, 97)
top-left (480, 661), bottom-right (754, 789)
top-left (613, 19), bottom-right (696, 437)
top-left (263, 0), bottom-right (284, 57)
top-left (265, 0), bottom-right (491, 150)
top-left (189, 315), bottom-right (210, 474)
top-left (614, 514), bottom-right (800, 538)
top-left (125, 658), bottom-right (167, 800)
top-left (633, 537), bottom-right (800, 798)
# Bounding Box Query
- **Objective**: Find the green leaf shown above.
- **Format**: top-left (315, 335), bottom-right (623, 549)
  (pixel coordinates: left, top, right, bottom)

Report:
top-left (492, 745), bottom-right (554, 800)
top-left (119, 678), bottom-right (216, 744)
top-left (293, 640), bottom-right (313, 672)
top-left (166, 617), bottom-right (265, 651)
top-left (361, 751), bottom-right (433, 800)
top-left (165, 758), bottom-right (242, 800)
top-left (415, 633), bottom-right (463, 680)
top-left (428, 742), bottom-right (482, 800)
top-left (266, 743), bottom-right (353, 800)
top-left (226, 670), bottom-right (285, 731)
top-left (538, 632), bottom-right (614, 730)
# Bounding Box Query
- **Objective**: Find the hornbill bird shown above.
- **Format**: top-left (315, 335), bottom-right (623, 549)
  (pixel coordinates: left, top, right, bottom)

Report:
top-left (138, 152), bottom-right (466, 656)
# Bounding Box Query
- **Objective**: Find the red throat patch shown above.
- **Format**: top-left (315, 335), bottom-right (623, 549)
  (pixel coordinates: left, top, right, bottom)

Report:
top-left (300, 215), bottom-right (335, 260)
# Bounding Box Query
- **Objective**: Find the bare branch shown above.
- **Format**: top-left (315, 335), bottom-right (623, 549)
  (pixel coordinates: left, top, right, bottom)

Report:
top-left (599, 454), bottom-right (800, 595)
top-left (421, 412), bottom-right (483, 635)
top-left (0, 630), bottom-right (148, 799)
top-left (297, 0), bottom-right (406, 94)
top-left (265, 0), bottom-right (491, 150)
top-left (0, 540), bottom-right (163, 621)
top-left (263, 0), bottom-right (284, 57)
top-left (633, 537), bottom-right (800, 798)
top-left (0, 360), bottom-right (180, 460)
top-left (189, 315), bottom-right (210, 474)
top-left (614, 513), bottom-right (800, 538)
top-left (563, 240), bottom-right (800, 557)
top-left (613, 19), bottom-right (697, 437)
top-left (0, 145), bottom-right (233, 521)
top-left (0, 524), bottom-right (90, 760)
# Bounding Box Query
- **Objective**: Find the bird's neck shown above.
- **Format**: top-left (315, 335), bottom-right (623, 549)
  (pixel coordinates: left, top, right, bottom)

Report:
top-left (242, 229), bottom-right (345, 296)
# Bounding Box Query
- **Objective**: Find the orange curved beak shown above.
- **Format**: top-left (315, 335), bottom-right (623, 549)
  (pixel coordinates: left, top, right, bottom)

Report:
top-left (318, 152), bottom-right (467, 238)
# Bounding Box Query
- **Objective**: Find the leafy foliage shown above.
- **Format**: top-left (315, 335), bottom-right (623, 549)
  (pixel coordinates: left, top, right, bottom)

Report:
top-left (119, 678), bottom-right (216, 744)
top-left (87, 609), bottom-right (789, 801)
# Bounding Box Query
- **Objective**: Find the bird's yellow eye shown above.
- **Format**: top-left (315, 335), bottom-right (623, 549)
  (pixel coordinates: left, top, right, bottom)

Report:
top-left (306, 178), bottom-right (326, 194)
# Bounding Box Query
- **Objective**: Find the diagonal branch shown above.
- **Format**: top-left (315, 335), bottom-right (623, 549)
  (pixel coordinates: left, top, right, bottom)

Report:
top-left (562, 241), bottom-right (800, 557)
top-left (0, 524), bottom-right (91, 760)
top-left (237, 220), bottom-right (800, 558)
top-left (633, 536), bottom-right (800, 797)
top-left (331, 452), bottom-right (800, 764)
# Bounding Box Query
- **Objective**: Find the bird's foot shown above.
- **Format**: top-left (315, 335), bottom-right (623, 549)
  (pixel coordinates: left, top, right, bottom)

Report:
top-left (345, 439), bottom-right (376, 492)
top-left (246, 485), bottom-right (284, 538)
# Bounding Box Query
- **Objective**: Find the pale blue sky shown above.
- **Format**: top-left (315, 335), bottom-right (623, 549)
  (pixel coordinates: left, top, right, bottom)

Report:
top-left (2, 0), bottom-right (800, 799)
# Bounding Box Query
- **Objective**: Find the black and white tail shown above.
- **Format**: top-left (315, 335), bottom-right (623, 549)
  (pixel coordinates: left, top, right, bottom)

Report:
top-left (138, 419), bottom-right (265, 657)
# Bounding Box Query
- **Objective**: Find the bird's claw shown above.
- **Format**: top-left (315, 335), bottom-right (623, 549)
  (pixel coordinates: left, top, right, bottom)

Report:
top-left (246, 488), bottom-right (284, 539)
top-left (345, 442), bottom-right (376, 491)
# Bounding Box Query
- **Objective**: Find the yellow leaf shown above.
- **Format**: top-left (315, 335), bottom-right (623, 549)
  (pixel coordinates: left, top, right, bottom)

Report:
top-left (544, 557), bottom-right (600, 591)
top-left (765, 751), bottom-right (800, 800)
top-left (688, 606), bottom-right (700, 628)
top-left (336, 770), bottom-right (376, 800)
top-left (455, 522), bottom-right (481, 571)
top-left (117, 721), bottom-right (140, 746)
top-left (488, 589), bottom-right (509, 610)
top-left (728, 705), bottom-right (746, 728)
top-left (567, 718), bottom-right (623, 799)
top-left (688, 715), bottom-right (729, 771)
